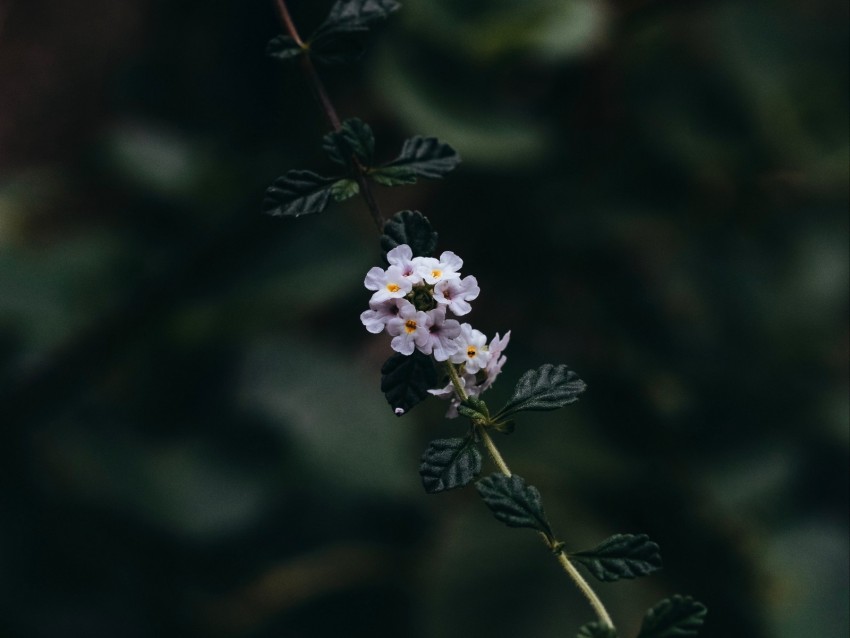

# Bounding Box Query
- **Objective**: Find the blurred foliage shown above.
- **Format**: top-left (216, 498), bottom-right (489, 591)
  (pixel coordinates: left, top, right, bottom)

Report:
top-left (0, 0), bottom-right (847, 637)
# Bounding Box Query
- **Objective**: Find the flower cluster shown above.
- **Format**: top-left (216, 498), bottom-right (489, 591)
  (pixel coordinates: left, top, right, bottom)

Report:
top-left (361, 244), bottom-right (510, 417)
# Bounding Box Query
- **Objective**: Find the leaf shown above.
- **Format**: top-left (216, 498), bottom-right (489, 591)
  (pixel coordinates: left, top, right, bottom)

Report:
top-left (371, 136), bottom-right (461, 185)
top-left (577, 622), bottom-right (618, 638)
top-left (380, 350), bottom-right (438, 415)
top-left (495, 364), bottom-right (587, 419)
top-left (419, 436), bottom-right (481, 493)
top-left (330, 178), bottom-right (359, 202)
top-left (266, 35), bottom-right (303, 62)
top-left (637, 596), bottom-right (707, 638)
top-left (323, 118), bottom-right (375, 166)
top-left (475, 473), bottom-right (553, 540)
top-left (313, 0), bottom-right (401, 41)
top-left (571, 534), bottom-right (662, 582)
top-left (380, 210), bottom-right (438, 260)
top-left (263, 170), bottom-right (337, 217)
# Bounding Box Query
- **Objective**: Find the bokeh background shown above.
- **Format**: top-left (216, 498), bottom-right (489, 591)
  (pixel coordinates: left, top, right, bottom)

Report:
top-left (1, 0), bottom-right (847, 636)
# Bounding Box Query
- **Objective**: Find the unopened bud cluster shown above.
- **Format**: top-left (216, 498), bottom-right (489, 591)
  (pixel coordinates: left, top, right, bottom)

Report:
top-left (360, 244), bottom-right (510, 416)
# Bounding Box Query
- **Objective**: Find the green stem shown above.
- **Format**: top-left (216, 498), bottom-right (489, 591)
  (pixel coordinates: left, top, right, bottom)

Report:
top-left (474, 406), bottom-right (615, 631)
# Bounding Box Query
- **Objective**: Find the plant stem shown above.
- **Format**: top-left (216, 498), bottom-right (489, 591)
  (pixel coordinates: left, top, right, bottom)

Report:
top-left (556, 551), bottom-right (615, 629)
top-left (477, 425), bottom-right (512, 477)
top-left (271, 0), bottom-right (385, 232)
top-left (475, 413), bottom-right (615, 631)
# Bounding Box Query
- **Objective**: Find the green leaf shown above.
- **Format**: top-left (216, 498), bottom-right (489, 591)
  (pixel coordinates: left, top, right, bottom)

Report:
top-left (370, 136), bottom-right (461, 185)
top-left (263, 170), bottom-right (337, 217)
top-left (380, 210), bottom-right (438, 260)
top-left (313, 0), bottom-right (401, 41)
top-left (475, 473), bottom-right (554, 540)
top-left (571, 534), bottom-right (662, 582)
top-left (577, 622), bottom-right (618, 638)
top-left (380, 350), bottom-right (438, 415)
top-left (329, 178), bottom-right (359, 202)
top-left (419, 436), bottom-right (481, 493)
top-left (495, 364), bottom-right (587, 419)
top-left (637, 596), bottom-right (707, 638)
top-left (456, 396), bottom-right (490, 425)
top-left (323, 118), bottom-right (375, 166)
top-left (266, 35), bottom-right (303, 61)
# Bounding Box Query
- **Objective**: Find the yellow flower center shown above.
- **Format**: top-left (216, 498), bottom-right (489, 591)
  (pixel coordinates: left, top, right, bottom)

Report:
top-left (386, 283), bottom-right (400, 293)
top-left (431, 269), bottom-right (442, 279)
top-left (405, 320), bottom-right (418, 334)
top-left (466, 346), bottom-right (477, 359)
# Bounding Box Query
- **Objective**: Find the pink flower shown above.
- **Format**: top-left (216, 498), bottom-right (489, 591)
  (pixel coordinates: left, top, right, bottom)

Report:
top-left (434, 275), bottom-right (480, 316)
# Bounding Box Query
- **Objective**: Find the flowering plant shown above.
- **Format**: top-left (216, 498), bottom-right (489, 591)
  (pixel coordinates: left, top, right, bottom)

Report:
top-left (264, 1), bottom-right (707, 636)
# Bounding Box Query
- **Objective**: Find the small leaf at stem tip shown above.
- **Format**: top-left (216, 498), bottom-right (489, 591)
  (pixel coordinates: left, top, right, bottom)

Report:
top-left (475, 473), bottom-right (554, 540)
top-left (312, 0), bottom-right (401, 42)
top-left (380, 350), bottom-right (437, 415)
top-left (419, 436), bottom-right (482, 493)
top-left (636, 595), bottom-right (707, 638)
top-left (577, 622), bottom-right (618, 638)
top-left (266, 35), bottom-right (303, 61)
top-left (571, 533), bottom-right (662, 582)
top-left (323, 118), bottom-right (376, 166)
top-left (380, 210), bottom-right (438, 261)
top-left (370, 136), bottom-right (461, 186)
top-left (263, 170), bottom-right (337, 217)
top-left (495, 363), bottom-right (587, 419)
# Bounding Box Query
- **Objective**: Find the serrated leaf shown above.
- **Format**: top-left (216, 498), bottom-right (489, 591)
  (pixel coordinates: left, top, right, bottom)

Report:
top-left (330, 178), bottom-right (359, 201)
top-left (419, 436), bottom-right (481, 493)
top-left (323, 118), bottom-right (375, 166)
top-left (263, 170), bottom-right (337, 217)
top-left (571, 534), bottom-right (662, 582)
top-left (380, 210), bottom-right (438, 260)
top-left (371, 136), bottom-right (460, 185)
top-left (313, 0), bottom-right (401, 39)
top-left (637, 596), bottom-right (707, 638)
top-left (266, 35), bottom-right (303, 61)
top-left (577, 622), bottom-right (618, 638)
top-left (380, 350), bottom-right (437, 415)
top-left (475, 473), bottom-right (554, 540)
top-left (495, 364), bottom-right (587, 419)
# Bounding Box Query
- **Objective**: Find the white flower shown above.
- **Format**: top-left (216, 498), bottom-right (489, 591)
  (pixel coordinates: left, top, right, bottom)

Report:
top-left (386, 302), bottom-right (432, 355)
top-left (417, 251), bottom-right (463, 285)
top-left (386, 244), bottom-right (423, 285)
top-left (364, 264), bottom-right (413, 304)
top-left (480, 330), bottom-right (511, 392)
top-left (434, 275), bottom-right (480, 316)
top-left (360, 298), bottom-right (404, 334)
top-left (449, 323), bottom-right (491, 373)
top-left (428, 379), bottom-right (463, 419)
top-left (419, 307), bottom-right (461, 361)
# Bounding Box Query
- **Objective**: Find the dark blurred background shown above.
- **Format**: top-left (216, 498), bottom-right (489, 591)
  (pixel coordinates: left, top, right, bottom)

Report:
top-left (1, 0), bottom-right (847, 637)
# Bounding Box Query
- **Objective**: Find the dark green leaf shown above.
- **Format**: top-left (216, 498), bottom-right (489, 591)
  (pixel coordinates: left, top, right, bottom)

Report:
top-left (637, 596), bottom-right (707, 638)
top-left (380, 210), bottom-right (438, 260)
top-left (495, 364), bottom-right (587, 419)
top-left (323, 118), bottom-right (375, 166)
top-left (263, 170), bottom-right (336, 217)
top-left (371, 136), bottom-right (461, 185)
top-left (266, 35), bottom-right (303, 61)
top-left (571, 534), bottom-right (662, 582)
top-left (380, 350), bottom-right (437, 415)
top-left (330, 178), bottom-right (359, 201)
top-left (456, 396), bottom-right (490, 424)
top-left (577, 622), bottom-right (618, 638)
top-left (419, 436), bottom-right (481, 493)
top-left (313, 0), bottom-right (401, 41)
top-left (475, 473), bottom-right (554, 540)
